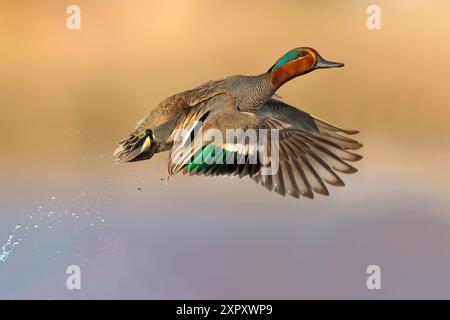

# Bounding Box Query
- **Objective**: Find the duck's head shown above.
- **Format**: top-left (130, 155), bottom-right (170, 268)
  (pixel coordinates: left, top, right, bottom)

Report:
top-left (268, 47), bottom-right (344, 88)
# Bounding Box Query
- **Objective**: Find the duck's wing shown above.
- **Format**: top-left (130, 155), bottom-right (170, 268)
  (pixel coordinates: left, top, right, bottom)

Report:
top-left (167, 94), bottom-right (239, 175)
top-left (256, 98), bottom-right (360, 135)
top-left (167, 105), bottom-right (362, 199)
top-left (255, 98), bottom-right (319, 131)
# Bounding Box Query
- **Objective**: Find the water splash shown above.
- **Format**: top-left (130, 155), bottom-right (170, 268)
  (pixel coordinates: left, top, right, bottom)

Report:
top-left (0, 225), bottom-right (22, 264)
top-left (0, 188), bottom-right (110, 265)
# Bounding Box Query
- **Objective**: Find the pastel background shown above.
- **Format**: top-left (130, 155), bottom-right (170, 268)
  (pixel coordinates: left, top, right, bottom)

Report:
top-left (1, 0), bottom-right (449, 299)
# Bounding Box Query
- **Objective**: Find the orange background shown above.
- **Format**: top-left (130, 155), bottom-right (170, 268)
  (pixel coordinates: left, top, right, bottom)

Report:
top-left (0, 0), bottom-right (449, 299)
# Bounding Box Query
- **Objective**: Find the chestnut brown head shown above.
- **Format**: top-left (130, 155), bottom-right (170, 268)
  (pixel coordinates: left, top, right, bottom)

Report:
top-left (268, 47), bottom-right (344, 88)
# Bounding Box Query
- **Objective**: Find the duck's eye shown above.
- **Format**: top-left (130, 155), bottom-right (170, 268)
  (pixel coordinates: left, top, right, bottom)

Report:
top-left (146, 129), bottom-right (153, 138)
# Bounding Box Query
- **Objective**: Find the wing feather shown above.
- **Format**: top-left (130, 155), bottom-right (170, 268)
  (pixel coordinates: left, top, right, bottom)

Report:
top-left (167, 98), bottom-right (362, 199)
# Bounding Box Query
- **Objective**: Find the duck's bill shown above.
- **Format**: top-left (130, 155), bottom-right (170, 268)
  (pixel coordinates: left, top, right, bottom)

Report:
top-left (316, 56), bottom-right (345, 69)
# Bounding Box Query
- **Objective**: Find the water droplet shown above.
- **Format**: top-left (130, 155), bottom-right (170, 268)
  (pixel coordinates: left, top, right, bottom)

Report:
top-left (0, 228), bottom-right (20, 263)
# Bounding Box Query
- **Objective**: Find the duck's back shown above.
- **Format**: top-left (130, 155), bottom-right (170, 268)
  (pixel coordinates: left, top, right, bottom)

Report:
top-left (134, 77), bottom-right (228, 133)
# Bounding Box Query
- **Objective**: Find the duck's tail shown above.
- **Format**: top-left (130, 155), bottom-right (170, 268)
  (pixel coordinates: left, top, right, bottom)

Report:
top-left (113, 132), bottom-right (154, 163)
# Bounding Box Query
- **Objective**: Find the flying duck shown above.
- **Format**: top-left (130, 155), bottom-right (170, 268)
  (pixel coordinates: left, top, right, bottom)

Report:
top-left (114, 47), bottom-right (362, 198)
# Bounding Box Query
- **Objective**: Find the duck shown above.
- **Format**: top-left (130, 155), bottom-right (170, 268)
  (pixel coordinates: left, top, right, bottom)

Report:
top-left (113, 47), bottom-right (362, 199)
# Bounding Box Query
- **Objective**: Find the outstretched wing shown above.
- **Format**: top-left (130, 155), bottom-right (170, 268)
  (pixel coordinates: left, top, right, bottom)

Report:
top-left (167, 101), bottom-right (362, 199)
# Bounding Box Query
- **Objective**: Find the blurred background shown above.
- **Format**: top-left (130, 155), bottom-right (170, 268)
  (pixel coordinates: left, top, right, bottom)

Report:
top-left (1, 0), bottom-right (450, 299)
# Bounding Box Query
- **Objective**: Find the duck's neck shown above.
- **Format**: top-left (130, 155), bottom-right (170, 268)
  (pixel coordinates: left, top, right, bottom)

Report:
top-left (237, 73), bottom-right (275, 112)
